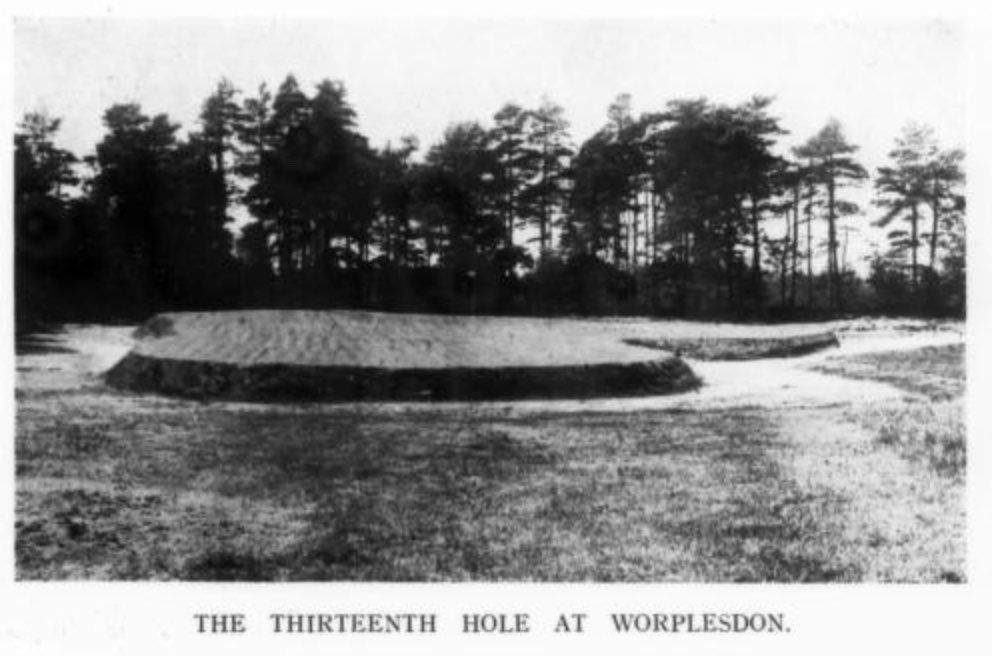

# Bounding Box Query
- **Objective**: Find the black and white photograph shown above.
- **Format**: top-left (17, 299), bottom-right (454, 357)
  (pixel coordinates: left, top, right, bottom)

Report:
top-left (3, 3), bottom-right (990, 654)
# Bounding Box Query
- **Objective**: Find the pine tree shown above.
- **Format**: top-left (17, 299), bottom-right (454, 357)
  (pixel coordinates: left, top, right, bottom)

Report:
top-left (923, 145), bottom-right (965, 271)
top-left (520, 96), bottom-right (574, 258)
top-left (874, 124), bottom-right (965, 310)
top-left (14, 110), bottom-right (83, 295)
top-left (488, 103), bottom-right (534, 251)
top-left (198, 78), bottom-right (241, 229)
top-left (14, 111), bottom-right (79, 201)
top-left (874, 123), bottom-right (932, 290)
top-left (420, 121), bottom-right (503, 266)
top-left (234, 83), bottom-right (276, 273)
top-left (735, 97), bottom-right (787, 309)
top-left (795, 119), bottom-right (866, 312)
top-left (568, 94), bottom-right (644, 266)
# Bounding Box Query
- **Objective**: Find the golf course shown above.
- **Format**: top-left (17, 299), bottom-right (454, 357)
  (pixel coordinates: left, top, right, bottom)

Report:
top-left (14, 313), bottom-right (965, 582)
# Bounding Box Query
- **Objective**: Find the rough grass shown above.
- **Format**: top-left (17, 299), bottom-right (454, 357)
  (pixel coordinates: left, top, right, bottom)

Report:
top-left (813, 344), bottom-right (965, 401)
top-left (854, 400), bottom-right (965, 477)
top-left (813, 344), bottom-right (965, 477)
top-left (16, 395), bottom-right (964, 582)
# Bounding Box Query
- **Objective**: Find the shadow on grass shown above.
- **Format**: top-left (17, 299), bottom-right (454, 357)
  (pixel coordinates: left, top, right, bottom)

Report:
top-left (16, 331), bottom-right (76, 355)
top-left (184, 550), bottom-right (276, 581)
top-left (745, 546), bottom-right (858, 583)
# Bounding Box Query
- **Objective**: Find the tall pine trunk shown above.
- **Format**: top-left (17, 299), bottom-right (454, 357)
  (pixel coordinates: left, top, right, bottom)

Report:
top-left (505, 164), bottom-right (515, 250)
top-left (781, 202), bottom-right (791, 307)
top-left (539, 142), bottom-right (550, 257)
top-left (790, 177), bottom-right (800, 307)
top-left (750, 197), bottom-right (762, 308)
top-left (651, 191), bottom-right (660, 262)
top-left (826, 165), bottom-right (839, 312)
top-left (910, 203), bottom-right (919, 289)
top-left (929, 189), bottom-right (940, 269)
top-left (806, 204), bottom-right (813, 307)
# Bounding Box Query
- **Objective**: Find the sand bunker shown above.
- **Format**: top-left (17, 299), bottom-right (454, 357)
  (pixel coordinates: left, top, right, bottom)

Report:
top-left (104, 310), bottom-right (842, 402)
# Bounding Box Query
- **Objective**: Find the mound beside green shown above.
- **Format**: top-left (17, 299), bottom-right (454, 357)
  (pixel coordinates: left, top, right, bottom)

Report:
top-left (105, 311), bottom-right (702, 402)
top-left (106, 354), bottom-right (700, 402)
top-left (624, 332), bottom-right (840, 360)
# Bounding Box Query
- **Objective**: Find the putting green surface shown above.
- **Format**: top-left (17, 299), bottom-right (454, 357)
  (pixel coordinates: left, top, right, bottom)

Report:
top-left (125, 310), bottom-right (838, 367)
top-left (127, 310), bottom-right (679, 368)
top-left (105, 311), bottom-right (839, 402)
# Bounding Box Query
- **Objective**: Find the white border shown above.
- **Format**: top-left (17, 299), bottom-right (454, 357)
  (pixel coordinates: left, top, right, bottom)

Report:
top-left (3, 2), bottom-right (990, 655)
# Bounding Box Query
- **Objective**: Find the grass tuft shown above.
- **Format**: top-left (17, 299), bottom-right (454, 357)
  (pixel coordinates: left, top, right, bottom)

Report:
top-left (821, 344), bottom-right (966, 477)
top-left (856, 400), bottom-right (965, 477)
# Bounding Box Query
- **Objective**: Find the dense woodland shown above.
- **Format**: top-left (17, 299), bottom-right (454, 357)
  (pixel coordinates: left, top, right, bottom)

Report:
top-left (14, 75), bottom-right (966, 325)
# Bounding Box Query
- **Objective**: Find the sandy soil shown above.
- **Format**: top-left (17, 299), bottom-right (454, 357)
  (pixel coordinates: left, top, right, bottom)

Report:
top-left (16, 325), bottom-right (135, 392)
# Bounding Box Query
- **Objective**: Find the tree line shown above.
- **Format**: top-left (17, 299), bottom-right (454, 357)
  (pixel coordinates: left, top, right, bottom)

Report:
top-left (14, 75), bottom-right (966, 324)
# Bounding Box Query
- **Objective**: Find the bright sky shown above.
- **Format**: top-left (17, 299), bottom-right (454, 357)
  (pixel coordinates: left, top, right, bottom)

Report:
top-left (14, 18), bottom-right (967, 262)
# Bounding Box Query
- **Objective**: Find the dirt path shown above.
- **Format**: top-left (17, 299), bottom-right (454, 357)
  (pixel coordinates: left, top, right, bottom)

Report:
top-left (680, 329), bottom-right (963, 409)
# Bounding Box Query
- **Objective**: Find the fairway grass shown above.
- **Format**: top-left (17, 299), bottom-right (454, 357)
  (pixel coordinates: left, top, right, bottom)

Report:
top-left (16, 392), bottom-right (963, 582)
